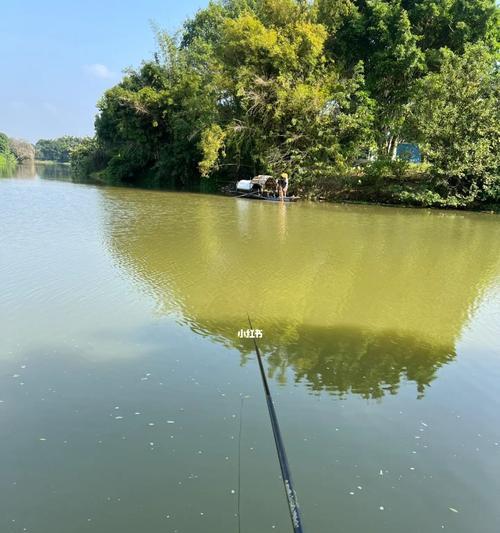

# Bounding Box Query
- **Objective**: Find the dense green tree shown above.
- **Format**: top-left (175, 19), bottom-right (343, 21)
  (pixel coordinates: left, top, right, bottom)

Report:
top-left (364, 1), bottom-right (425, 157)
top-left (404, 0), bottom-right (498, 61)
top-left (411, 44), bottom-right (499, 205)
top-left (0, 132), bottom-right (17, 169)
top-left (208, 3), bottom-right (372, 179)
top-left (0, 132), bottom-right (10, 155)
top-left (320, 0), bottom-right (498, 157)
top-left (181, 1), bottom-right (227, 48)
top-left (196, 9), bottom-right (373, 180)
top-left (93, 37), bottom-right (220, 186)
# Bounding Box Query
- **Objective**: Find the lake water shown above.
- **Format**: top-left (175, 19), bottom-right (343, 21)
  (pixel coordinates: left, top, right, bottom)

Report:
top-left (1, 164), bottom-right (500, 532)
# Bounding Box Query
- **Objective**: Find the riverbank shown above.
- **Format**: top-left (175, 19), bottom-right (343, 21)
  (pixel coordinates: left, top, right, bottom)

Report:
top-left (71, 167), bottom-right (500, 213)
top-left (295, 176), bottom-right (500, 212)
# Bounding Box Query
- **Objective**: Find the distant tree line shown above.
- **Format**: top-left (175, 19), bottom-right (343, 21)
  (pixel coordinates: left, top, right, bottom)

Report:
top-left (36, 136), bottom-right (85, 163)
top-left (71, 0), bottom-right (499, 208)
top-left (1, 133), bottom-right (89, 171)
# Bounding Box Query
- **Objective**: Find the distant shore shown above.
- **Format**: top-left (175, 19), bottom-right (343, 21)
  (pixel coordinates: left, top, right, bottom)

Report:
top-left (35, 159), bottom-right (70, 165)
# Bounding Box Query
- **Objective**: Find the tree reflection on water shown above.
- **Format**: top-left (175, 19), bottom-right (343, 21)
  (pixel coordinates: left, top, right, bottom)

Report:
top-left (101, 187), bottom-right (500, 399)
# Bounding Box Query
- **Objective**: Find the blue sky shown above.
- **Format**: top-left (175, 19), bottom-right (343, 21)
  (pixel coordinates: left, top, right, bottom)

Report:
top-left (0, 0), bottom-right (207, 142)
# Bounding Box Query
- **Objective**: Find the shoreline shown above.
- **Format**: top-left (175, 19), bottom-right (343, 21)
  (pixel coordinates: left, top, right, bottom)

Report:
top-left (73, 168), bottom-right (499, 215)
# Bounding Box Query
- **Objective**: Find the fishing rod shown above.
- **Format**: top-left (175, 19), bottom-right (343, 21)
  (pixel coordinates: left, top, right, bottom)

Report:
top-left (247, 315), bottom-right (305, 533)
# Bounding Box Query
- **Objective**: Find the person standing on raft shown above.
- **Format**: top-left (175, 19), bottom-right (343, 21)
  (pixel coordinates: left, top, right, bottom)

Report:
top-left (277, 172), bottom-right (289, 201)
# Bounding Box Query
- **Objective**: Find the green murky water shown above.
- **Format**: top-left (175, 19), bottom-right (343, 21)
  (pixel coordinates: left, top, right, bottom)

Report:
top-left (1, 164), bottom-right (500, 532)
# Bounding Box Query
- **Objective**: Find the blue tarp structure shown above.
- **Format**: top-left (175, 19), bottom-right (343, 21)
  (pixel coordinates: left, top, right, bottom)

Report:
top-left (397, 143), bottom-right (422, 163)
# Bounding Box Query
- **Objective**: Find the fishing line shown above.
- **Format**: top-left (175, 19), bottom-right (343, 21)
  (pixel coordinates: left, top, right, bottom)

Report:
top-left (237, 395), bottom-right (244, 533)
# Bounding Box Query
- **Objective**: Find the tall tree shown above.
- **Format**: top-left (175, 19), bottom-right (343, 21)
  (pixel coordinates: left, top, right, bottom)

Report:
top-left (411, 44), bottom-right (499, 204)
top-left (320, 0), bottom-right (498, 157)
top-left (197, 9), bottom-right (373, 179)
